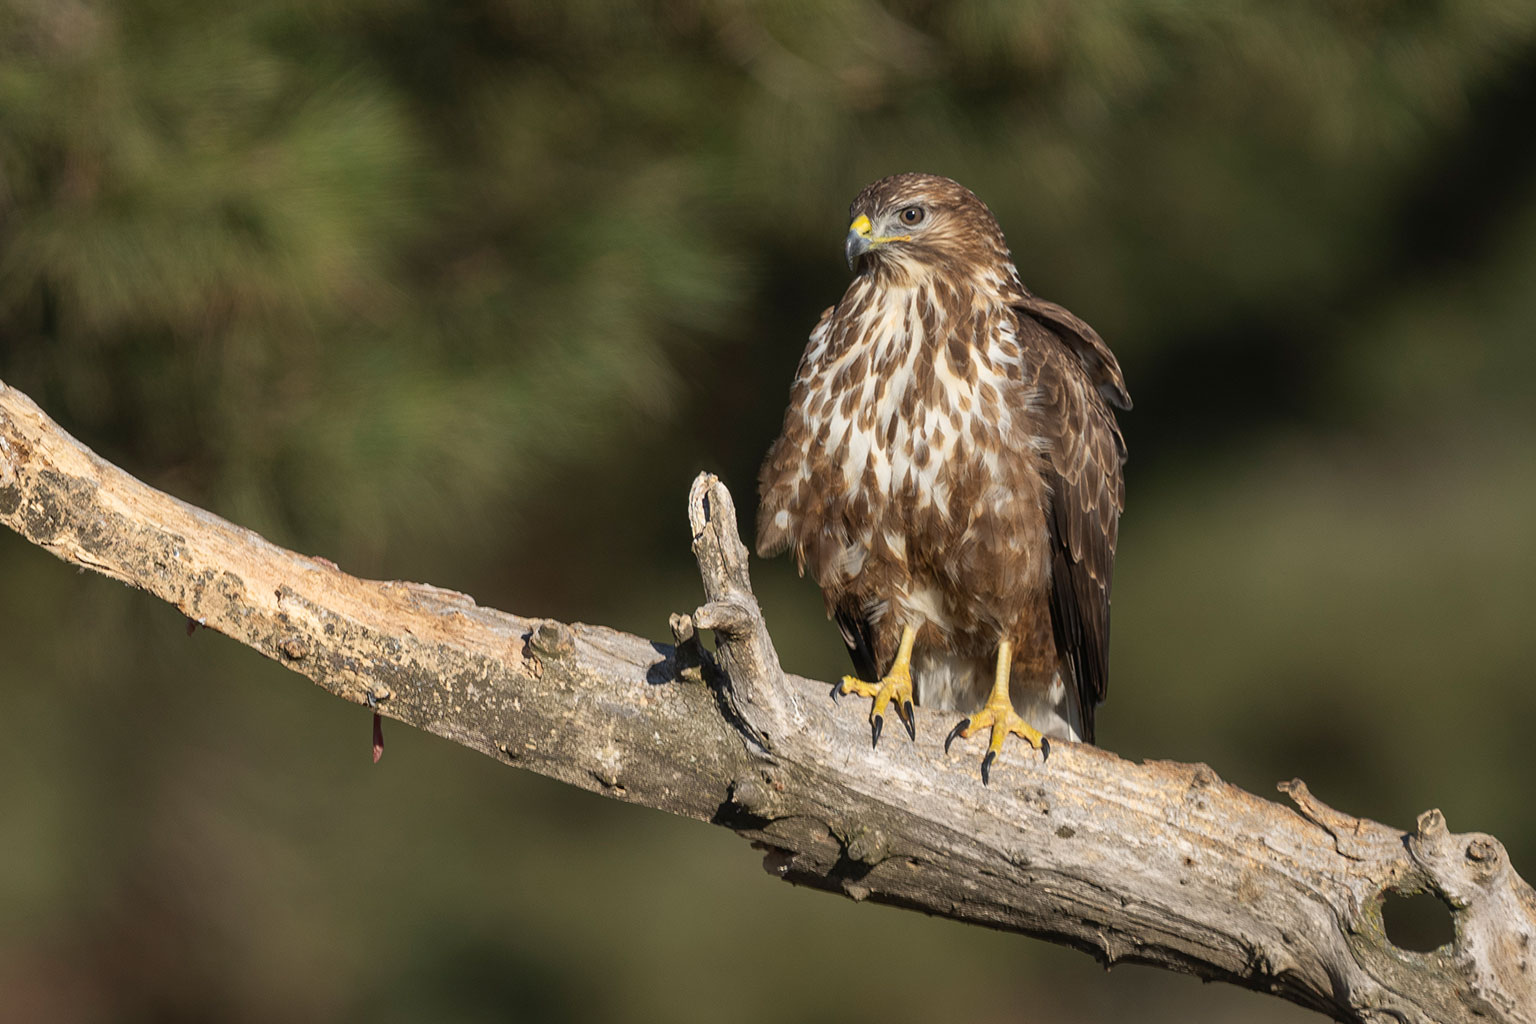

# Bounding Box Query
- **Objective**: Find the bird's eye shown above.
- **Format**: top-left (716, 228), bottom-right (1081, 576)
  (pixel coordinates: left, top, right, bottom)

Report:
top-left (899, 206), bottom-right (926, 226)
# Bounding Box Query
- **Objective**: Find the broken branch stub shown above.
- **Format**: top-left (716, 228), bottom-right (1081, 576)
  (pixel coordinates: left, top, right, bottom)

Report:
top-left (687, 471), bottom-right (796, 750)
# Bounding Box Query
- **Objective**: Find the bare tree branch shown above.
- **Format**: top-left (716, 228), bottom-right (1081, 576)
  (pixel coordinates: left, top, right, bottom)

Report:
top-left (2, 377), bottom-right (1531, 1024)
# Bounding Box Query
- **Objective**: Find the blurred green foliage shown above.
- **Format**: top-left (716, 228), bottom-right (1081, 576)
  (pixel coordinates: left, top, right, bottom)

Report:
top-left (3, 1), bottom-right (1535, 1021)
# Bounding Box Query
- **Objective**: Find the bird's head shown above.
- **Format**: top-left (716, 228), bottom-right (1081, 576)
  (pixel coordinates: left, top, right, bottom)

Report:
top-left (843, 173), bottom-right (1013, 284)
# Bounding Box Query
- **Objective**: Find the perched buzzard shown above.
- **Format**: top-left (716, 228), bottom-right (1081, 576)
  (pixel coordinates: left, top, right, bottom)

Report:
top-left (756, 173), bottom-right (1130, 782)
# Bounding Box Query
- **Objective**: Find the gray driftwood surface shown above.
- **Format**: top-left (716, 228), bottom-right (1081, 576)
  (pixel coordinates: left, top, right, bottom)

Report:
top-left (2, 376), bottom-right (1532, 1023)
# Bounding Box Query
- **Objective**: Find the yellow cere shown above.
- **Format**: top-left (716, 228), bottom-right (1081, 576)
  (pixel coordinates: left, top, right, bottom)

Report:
top-left (849, 214), bottom-right (873, 236)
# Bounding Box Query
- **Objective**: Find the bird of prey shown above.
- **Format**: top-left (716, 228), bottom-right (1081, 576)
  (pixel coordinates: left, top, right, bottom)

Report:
top-left (756, 173), bottom-right (1130, 783)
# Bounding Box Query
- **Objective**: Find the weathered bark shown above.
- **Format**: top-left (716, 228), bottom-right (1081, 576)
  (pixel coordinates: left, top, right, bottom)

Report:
top-left (1, 376), bottom-right (1531, 1023)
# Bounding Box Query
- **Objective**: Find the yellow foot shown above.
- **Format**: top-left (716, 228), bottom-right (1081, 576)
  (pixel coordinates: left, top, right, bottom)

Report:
top-left (944, 698), bottom-right (1050, 785)
top-left (835, 662), bottom-right (915, 748)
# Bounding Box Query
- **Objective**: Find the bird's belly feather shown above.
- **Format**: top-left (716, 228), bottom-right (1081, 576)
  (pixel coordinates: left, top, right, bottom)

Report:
top-left (792, 367), bottom-right (1052, 651)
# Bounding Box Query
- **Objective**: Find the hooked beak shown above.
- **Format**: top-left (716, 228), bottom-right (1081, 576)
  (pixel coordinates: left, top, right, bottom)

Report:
top-left (845, 214), bottom-right (874, 270)
top-left (844, 213), bottom-right (911, 271)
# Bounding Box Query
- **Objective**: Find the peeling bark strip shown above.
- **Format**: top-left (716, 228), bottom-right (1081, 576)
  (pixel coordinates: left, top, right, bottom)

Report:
top-left (1, 377), bottom-right (1532, 1024)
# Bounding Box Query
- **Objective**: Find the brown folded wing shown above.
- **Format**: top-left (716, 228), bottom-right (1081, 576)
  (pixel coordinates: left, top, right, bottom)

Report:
top-left (1016, 297), bottom-right (1129, 742)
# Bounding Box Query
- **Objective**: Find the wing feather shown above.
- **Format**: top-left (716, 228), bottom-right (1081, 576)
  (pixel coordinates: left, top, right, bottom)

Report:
top-left (1016, 302), bottom-right (1128, 743)
top-left (1016, 291), bottom-right (1132, 411)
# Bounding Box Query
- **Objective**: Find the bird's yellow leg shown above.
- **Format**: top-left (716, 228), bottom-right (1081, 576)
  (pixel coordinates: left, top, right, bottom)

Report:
top-left (836, 624), bottom-right (917, 747)
top-left (944, 640), bottom-right (1049, 785)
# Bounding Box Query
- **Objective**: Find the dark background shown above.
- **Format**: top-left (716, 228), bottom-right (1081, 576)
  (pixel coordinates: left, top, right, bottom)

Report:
top-left (3, 2), bottom-right (1534, 1021)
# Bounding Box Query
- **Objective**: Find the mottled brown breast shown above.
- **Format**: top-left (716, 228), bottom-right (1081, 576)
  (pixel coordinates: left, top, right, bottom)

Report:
top-left (756, 264), bottom-right (1052, 655)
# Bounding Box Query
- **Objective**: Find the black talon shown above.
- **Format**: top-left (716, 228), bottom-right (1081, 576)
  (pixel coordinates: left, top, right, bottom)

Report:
top-left (981, 749), bottom-right (996, 786)
top-left (944, 718), bottom-right (970, 754)
top-left (871, 713), bottom-right (884, 748)
top-left (902, 701), bottom-right (916, 741)
top-left (830, 680), bottom-right (843, 700)
top-left (1040, 736), bottom-right (1051, 762)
